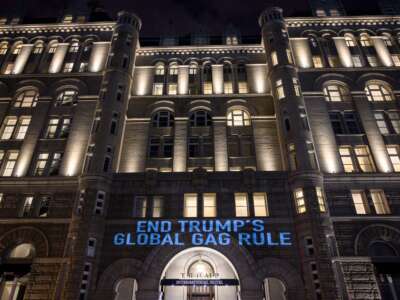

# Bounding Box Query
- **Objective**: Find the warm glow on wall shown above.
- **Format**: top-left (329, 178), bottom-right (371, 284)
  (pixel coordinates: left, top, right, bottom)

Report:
top-left (247, 64), bottom-right (268, 94)
top-left (134, 67), bottom-right (153, 96)
top-left (12, 44), bottom-right (33, 74)
top-left (48, 43), bottom-right (69, 73)
top-left (89, 42), bottom-right (110, 72)
top-left (178, 66), bottom-right (189, 95)
top-left (211, 64), bottom-right (223, 94)
top-left (333, 38), bottom-right (353, 68)
top-left (372, 37), bottom-right (393, 67)
top-left (291, 38), bottom-right (313, 68)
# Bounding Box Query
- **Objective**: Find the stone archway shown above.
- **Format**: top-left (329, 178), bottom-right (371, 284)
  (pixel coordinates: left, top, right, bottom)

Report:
top-left (355, 224), bottom-right (400, 256)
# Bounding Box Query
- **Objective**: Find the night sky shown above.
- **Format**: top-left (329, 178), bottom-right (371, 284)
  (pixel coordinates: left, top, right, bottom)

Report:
top-left (0, 0), bottom-right (382, 37)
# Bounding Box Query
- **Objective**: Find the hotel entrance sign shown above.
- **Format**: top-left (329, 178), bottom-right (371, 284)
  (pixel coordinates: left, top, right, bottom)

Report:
top-left (160, 279), bottom-right (239, 286)
top-left (113, 219), bottom-right (292, 247)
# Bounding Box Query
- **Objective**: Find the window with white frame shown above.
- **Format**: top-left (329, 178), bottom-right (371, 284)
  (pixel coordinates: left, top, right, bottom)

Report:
top-left (339, 146), bottom-right (355, 173)
top-left (152, 83), bottom-right (163, 95)
top-left (276, 79), bottom-right (285, 99)
top-left (323, 84), bottom-right (350, 102)
top-left (12, 43), bottom-right (22, 55)
top-left (352, 55), bottom-right (362, 67)
top-left (155, 63), bottom-right (165, 76)
top-left (79, 62), bottom-right (88, 72)
top-left (56, 90), bottom-right (78, 106)
top-left (34, 153), bottom-right (49, 176)
top-left (387, 146), bottom-right (400, 172)
top-left (294, 188), bottom-right (306, 214)
top-left (253, 192), bottom-right (269, 217)
top-left (0, 117), bottom-right (17, 140)
top-left (370, 190), bottom-right (390, 214)
top-left (15, 117), bottom-right (31, 140)
top-left (169, 64), bottom-right (178, 75)
top-left (45, 117), bottom-right (71, 138)
top-left (315, 187), bottom-right (326, 213)
top-left (365, 83), bottom-right (393, 102)
top-left (0, 116), bottom-right (30, 140)
top-left (374, 112), bottom-right (389, 134)
top-left (235, 193), bottom-right (249, 217)
top-left (69, 42), bottom-right (79, 53)
top-left (392, 55), bottom-right (400, 67)
top-left (354, 146), bottom-right (375, 172)
top-left (1, 151), bottom-right (19, 176)
top-left (360, 34), bottom-right (372, 47)
top-left (152, 196), bottom-right (163, 218)
top-left (224, 82), bottom-right (233, 94)
top-left (184, 193), bottom-right (198, 217)
top-left (21, 196), bottom-right (34, 217)
top-left (94, 191), bottom-right (105, 215)
top-left (48, 42), bottom-right (58, 54)
top-left (14, 89), bottom-right (39, 107)
top-left (203, 193), bottom-right (217, 217)
top-left (366, 55), bottom-right (379, 67)
top-left (227, 109), bottom-right (251, 127)
top-left (351, 190), bottom-right (369, 215)
top-left (345, 35), bottom-right (356, 47)
top-left (152, 110), bottom-right (174, 127)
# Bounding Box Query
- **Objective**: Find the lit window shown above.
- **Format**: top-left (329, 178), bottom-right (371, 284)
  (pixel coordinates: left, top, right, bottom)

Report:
top-left (224, 82), bottom-right (233, 94)
top-left (323, 84), bottom-right (350, 102)
top-left (0, 42), bottom-right (8, 55)
top-left (253, 192), bottom-right (269, 217)
top-left (69, 42), bottom-right (79, 53)
top-left (354, 146), bottom-right (375, 172)
top-left (8, 243), bottom-right (35, 258)
top-left (388, 111), bottom-right (400, 134)
top-left (14, 89), bottom-right (39, 107)
top-left (12, 43), bottom-right (22, 55)
top-left (38, 196), bottom-right (50, 217)
top-left (352, 55), bottom-right (362, 67)
top-left (227, 109), bottom-right (251, 127)
top-left (152, 196), bottom-right (163, 218)
top-left (345, 35), bottom-right (356, 47)
top-left (190, 110), bottom-right (211, 127)
top-left (135, 196), bottom-right (147, 218)
top-left (79, 62), bottom-right (88, 72)
top-left (184, 193), bottom-right (198, 217)
top-left (312, 56), bottom-right (323, 68)
top-left (155, 63), bottom-right (165, 75)
top-left (152, 83), bottom-right (163, 95)
top-left (387, 146), bottom-right (400, 172)
top-left (63, 62), bottom-right (74, 73)
top-left (0, 117), bottom-right (17, 140)
top-left (203, 193), bottom-right (217, 217)
top-left (360, 34), bottom-right (372, 47)
top-left (169, 64), bottom-right (178, 75)
top-left (271, 51), bottom-right (278, 66)
top-left (392, 55), bottom-right (400, 67)
top-left (366, 55), bottom-right (379, 67)
top-left (382, 36), bottom-right (393, 47)
top-left (339, 146), bottom-right (355, 173)
top-left (328, 56), bottom-right (340, 67)
top-left (294, 188), bottom-right (306, 214)
top-left (15, 117), bottom-right (31, 140)
top-left (374, 112), bottom-right (389, 134)
top-left (235, 193), bottom-right (249, 217)
top-left (315, 187), bottom-right (326, 213)
top-left (370, 190), bottom-right (390, 215)
top-left (21, 196), bottom-right (34, 217)
top-left (33, 42), bottom-right (44, 54)
top-left (238, 81), bottom-right (248, 94)
top-left (168, 83), bottom-right (177, 95)
top-left (203, 82), bottom-right (213, 95)
top-left (152, 110), bottom-right (174, 128)
top-left (293, 78), bottom-right (301, 96)
top-left (286, 49), bottom-right (293, 64)
top-left (4, 63), bottom-right (14, 74)
top-left (351, 191), bottom-right (369, 214)
top-left (2, 151), bottom-right (19, 177)
top-left (57, 90), bottom-right (78, 106)
top-left (48, 43), bottom-right (58, 54)
top-left (189, 64), bottom-right (198, 75)
top-left (365, 83), bottom-right (393, 102)
top-left (276, 79), bottom-right (285, 99)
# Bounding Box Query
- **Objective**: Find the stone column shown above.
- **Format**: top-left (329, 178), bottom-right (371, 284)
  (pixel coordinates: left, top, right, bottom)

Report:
top-left (48, 43), bottom-right (69, 73)
top-left (12, 44), bottom-right (33, 74)
top-left (211, 64), bottom-right (223, 94)
top-left (213, 118), bottom-right (228, 171)
top-left (173, 118), bottom-right (188, 172)
top-left (88, 42), bottom-right (110, 72)
top-left (333, 37), bottom-right (354, 68)
top-left (372, 36), bottom-right (394, 67)
top-left (178, 65), bottom-right (189, 95)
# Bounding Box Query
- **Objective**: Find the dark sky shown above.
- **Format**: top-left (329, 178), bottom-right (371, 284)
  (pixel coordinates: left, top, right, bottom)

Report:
top-left (0, 0), bottom-right (382, 37)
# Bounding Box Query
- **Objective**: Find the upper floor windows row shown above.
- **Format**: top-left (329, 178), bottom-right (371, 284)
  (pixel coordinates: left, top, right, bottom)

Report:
top-left (7, 88), bottom-right (79, 108)
top-left (151, 109), bottom-right (251, 128)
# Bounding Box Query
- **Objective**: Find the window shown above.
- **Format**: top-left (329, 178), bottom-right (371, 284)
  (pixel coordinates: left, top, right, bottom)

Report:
top-left (366, 55), bottom-right (379, 67)
top-left (1, 117), bottom-right (17, 140)
top-left (387, 146), bottom-right (400, 172)
top-left (312, 56), bottom-right (323, 68)
top-left (286, 49), bottom-right (293, 64)
top-left (238, 81), bottom-right (248, 94)
top-left (94, 191), bottom-right (105, 215)
top-left (374, 112), bottom-right (389, 134)
top-left (12, 43), bottom-right (22, 55)
top-left (152, 196), bottom-right (163, 218)
top-left (79, 62), bottom-right (88, 72)
top-left (48, 153), bottom-right (62, 175)
top-left (351, 191), bottom-right (369, 214)
top-left (152, 111), bottom-right (174, 128)
top-left (323, 84), bottom-right (350, 102)
top-left (227, 109), bottom-right (251, 127)
top-left (63, 62), bottom-right (74, 73)
top-left (48, 43), bottom-right (58, 54)
top-left (189, 64), bottom-right (198, 75)
top-left (253, 192), bottom-right (269, 217)
top-left (360, 34), bottom-right (372, 47)
top-left (14, 90), bottom-right (39, 107)
top-left (203, 82), bottom-right (212, 95)
top-left (388, 111), bottom-right (400, 134)
top-left (354, 146), bottom-right (375, 172)
top-left (87, 238), bottom-right (96, 257)
top-left (69, 42), bottom-right (79, 53)
top-left (343, 112), bottom-right (362, 134)
top-left (152, 83), bottom-right (163, 95)
top-left (4, 63), bottom-right (14, 74)
top-left (329, 112), bottom-right (344, 134)
top-left (0, 42), bottom-right (8, 55)
top-left (235, 193), bottom-right (249, 217)
top-left (155, 63), bottom-right (165, 75)
top-left (345, 35), bottom-right (356, 47)
top-left (188, 136), bottom-right (213, 157)
top-left (34, 153), bottom-right (49, 175)
top-left (315, 187), bottom-right (326, 213)
top-left (293, 78), bottom-right (301, 96)
top-left (203, 193), bottom-right (217, 217)
top-left (2, 151), bottom-right (19, 176)
top-left (271, 51), bottom-right (278, 66)
top-left (45, 117), bottom-right (72, 138)
top-left (224, 82), bottom-right (233, 94)
top-left (79, 263), bottom-right (92, 300)
top-left (276, 79), bottom-right (285, 99)
top-left (328, 56), bottom-right (340, 67)
top-left (34, 152), bottom-right (62, 176)
top-left (0, 116), bottom-right (31, 140)
top-left (190, 110), bottom-right (211, 127)
top-left (148, 137), bottom-right (173, 158)
top-left (15, 117), bottom-right (31, 139)
top-left (169, 64), bottom-right (178, 75)
top-left (38, 196), bottom-right (50, 217)
top-left (370, 190), bottom-right (390, 215)
top-left (168, 83), bottom-right (177, 95)
top-left (21, 196), bottom-right (34, 217)
top-left (135, 196), bottom-right (147, 218)
top-left (294, 188), bottom-right (306, 214)
top-left (288, 143), bottom-right (297, 171)
top-left (352, 55), bottom-right (362, 67)
top-left (56, 90), bottom-right (78, 106)
top-left (339, 146), bottom-right (355, 172)
top-left (365, 83), bottom-right (393, 102)
top-left (184, 193), bottom-right (197, 217)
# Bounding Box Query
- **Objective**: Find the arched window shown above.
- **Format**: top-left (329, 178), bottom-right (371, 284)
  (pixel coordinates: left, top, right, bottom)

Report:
top-left (12, 43), bottom-right (22, 55)
top-left (155, 62), bottom-right (165, 76)
top-left (344, 34), bottom-right (356, 47)
top-left (365, 82), bottom-right (394, 102)
top-left (227, 109), bottom-right (251, 127)
top-left (190, 110), bottom-right (212, 127)
top-left (56, 89), bottom-right (78, 106)
top-left (323, 83), bottom-right (351, 102)
top-left (69, 41), bottom-right (80, 53)
top-left (189, 62), bottom-right (198, 75)
top-left (168, 63), bottom-right (178, 76)
top-left (8, 243), bottom-right (35, 259)
top-left (48, 41), bottom-right (58, 54)
top-left (114, 278), bottom-right (138, 300)
top-left (14, 89), bottom-right (39, 107)
top-left (381, 33), bottom-right (393, 47)
top-left (360, 34), bottom-right (372, 47)
top-left (152, 110), bottom-right (174, 127)
top-left (33, 41), bottom-right (44, 54)
top-left (264, 277), bottom-right (287, 300)
top-left (0, 42), bottom-right (8, 55)
top-left (368, 241), bottom-right (398, 257)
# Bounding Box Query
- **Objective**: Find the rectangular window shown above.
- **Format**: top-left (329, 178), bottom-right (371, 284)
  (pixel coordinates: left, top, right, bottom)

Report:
top-left (22, 196), bottom-right (34, 217)
top-left (271, 51), bottom-right (278, 66)
top-left (388, 111), bottom-right (400, 134)
top-left (203, 193), bottom-right (217, 217)
top-left (339, 146), bottom-right (355, 173)
top-left (328, 56), bottom-right (340, 67)
top-left (312, 56), bottom-right (323, 68)
top-left (293, 78), bottom-right (301, 96)
top-left (288, 143), bottom-right (297, 171)
top-left (238, 81), bottom-right (248, 94)
top-left (168, 83), bottom-right (177, 95)
top-left (253, 192), bottom-right (269, 217)
top-left (354, 146), bottom-right (375, 172)
top-left (94, 191), bottom-right (105, 215)
top-left (49, 153), bottom-right (62, 175)
top-left (294, 188), bottom-right (306, 214)
top-left (367, 55), bottom-right (379, 67)
top-left (2, 151), bottom-right (19, 176)
top-left (374, 112), bottom-right (389, 134)
top-left (224, 82), bottom-right (233, 94)
top-left (235, 193), bottom-right (249, 217)
top-left (38, 196), bottom-right (50, 217)
top-left (152, 196), bottom-right (163, 218)
top-left (286, 49), bottom-right (293, 64)
top-left (4, 63), bottom-right (14, 74)
top-left (392, 55), bottom-right (400, 67)
top-left (34, 153), bottom-right (49, 176)
top-left (315, 187), bottom-right (326, 213)
top-left (15, 117), bottom-right (31, 140)
top-left (184, 193), bottom-right (198, 217)
top-left (370, 190), bottom-right (390, 215)
top-left (203, 82), bottom-right (213, 95)
top-left (387, 146), bottom-right (400, 172)
top-left (351, 191), bottom-right (369, 215)
top-left (343, 112), bottom-right (361, 134)
top-left (352, 55), bottom-right (362, 67)
top-left (63, 62), bottom-right (74, 73)
top-left (276, 79), bottom-right (285, 99)
top-left (152, 83), bottom-right (163, 95)
top-left (329, 112), bottom-right (344, 134)
top-left (45, 118), bottom-right (59, 138)
top-left (59, 118), bottom-right (72, 138)
top-left (79, 62), bottom-right (88, 72)
top-left (87, 238), bottom-right (96, 257)
top-left (135, 196), bottom-right (147, 218)
top-left (1, 117), bottom-right (17, 140)
top-left (79, 263), bottom-right (91, 300)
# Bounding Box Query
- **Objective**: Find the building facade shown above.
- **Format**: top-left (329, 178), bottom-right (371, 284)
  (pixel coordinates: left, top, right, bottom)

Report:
top-left (0, 3), bottom-right (400, 300)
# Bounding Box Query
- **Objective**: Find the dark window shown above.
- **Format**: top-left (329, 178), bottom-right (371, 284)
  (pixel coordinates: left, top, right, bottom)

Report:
top-left (152, 111), bottom-right (174, 128)
top-left (190, 110), bottom-right (212, 127)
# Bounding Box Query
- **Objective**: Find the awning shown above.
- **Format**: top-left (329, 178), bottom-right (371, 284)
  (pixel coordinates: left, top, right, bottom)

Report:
top-left (161, 279), bottom-right (239, 286)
